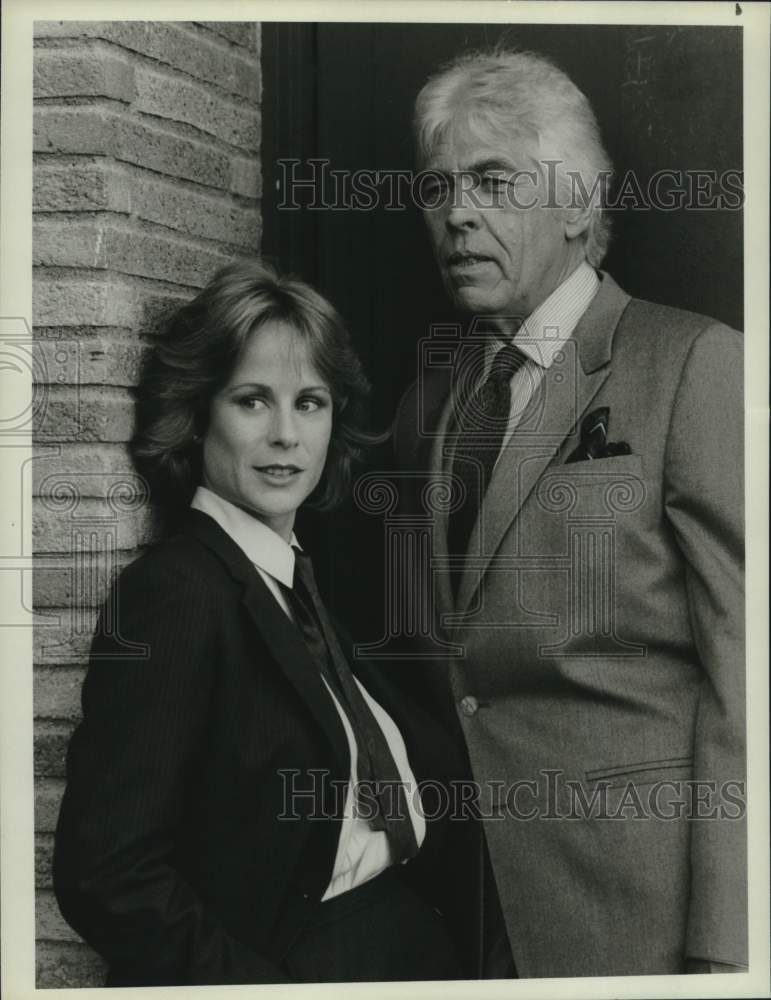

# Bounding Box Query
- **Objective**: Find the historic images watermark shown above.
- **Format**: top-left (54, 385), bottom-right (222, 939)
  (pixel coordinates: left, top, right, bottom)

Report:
top-left (277, 158), bottom-right (744, 213)
top-left (2, 317), bottom-right (153, 659)
top-left (278, 769), bottom-right (747, 823)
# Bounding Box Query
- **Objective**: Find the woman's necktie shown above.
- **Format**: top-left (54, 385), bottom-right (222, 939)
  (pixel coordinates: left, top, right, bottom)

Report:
top-left (282, 548), bottom-right (419, 865)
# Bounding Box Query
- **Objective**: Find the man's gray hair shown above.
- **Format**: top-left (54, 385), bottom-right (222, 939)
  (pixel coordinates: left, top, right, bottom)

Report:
top-left (414, 48), bottom-right (613, 267)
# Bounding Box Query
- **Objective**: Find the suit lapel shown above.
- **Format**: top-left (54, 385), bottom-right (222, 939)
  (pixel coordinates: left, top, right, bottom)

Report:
top-left (181, 510), bottom-right (351, 772)
top-left (455, 360), bottom-right (609, 614)
top-left (455, 272), bottom-right (632, 616)
top-left (239, 574), bottom-right (352, 771)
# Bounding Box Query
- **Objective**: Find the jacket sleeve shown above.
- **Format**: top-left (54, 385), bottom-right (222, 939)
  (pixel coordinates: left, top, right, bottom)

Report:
top-left (663, 323), bottom-right (747, 968)
top-left (52, 555), bottom-right (288, 985)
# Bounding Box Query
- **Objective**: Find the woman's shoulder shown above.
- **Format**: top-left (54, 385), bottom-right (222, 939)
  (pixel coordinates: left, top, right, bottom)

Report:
top-left (116, 519), bottom-right (235, 598)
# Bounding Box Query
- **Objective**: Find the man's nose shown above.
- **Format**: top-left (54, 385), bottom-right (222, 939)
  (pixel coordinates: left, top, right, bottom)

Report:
top-left (269, 405), bottom-right (299, 448)
top-left (445, 176), bottom-right (481, 231)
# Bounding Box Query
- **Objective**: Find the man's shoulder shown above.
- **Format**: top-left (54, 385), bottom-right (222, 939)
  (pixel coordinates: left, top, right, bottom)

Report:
top-left (605, 278), bottom-right (742, 369)
top-left (622, 294), bottom-right (740, 341)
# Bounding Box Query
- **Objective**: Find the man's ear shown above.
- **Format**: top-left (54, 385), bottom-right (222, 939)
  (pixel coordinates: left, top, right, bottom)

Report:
top-left (563, 203), bottom-right (594, 241)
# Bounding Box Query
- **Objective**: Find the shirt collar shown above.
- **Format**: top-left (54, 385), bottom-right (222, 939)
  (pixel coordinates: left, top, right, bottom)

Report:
top-left (191, 485), bottom-right (298, 589)
top-left (488, 260), bottom-right (600, 371)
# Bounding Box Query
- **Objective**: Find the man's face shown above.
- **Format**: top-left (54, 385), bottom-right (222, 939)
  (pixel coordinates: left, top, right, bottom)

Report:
top-left (422, 130), bottom-right (584, 327)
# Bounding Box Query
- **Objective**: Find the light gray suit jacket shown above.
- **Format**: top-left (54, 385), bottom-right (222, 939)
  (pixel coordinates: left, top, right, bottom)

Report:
top-left (393, 271), bottom-right (746, 977)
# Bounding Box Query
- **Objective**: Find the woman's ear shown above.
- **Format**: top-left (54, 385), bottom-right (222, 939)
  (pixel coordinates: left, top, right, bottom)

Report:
top-left (192, 407), bottom-right (209, 445)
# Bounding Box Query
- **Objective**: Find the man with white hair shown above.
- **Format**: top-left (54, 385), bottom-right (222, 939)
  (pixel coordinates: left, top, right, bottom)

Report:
top-left (393, 49), bottom-right (745, 978)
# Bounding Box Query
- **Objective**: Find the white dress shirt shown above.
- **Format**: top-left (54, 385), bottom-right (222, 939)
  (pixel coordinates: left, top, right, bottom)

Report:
top-left (484, 261), bottom-right (600, 462)
top-left (190, 486), bottom-right (426, 900)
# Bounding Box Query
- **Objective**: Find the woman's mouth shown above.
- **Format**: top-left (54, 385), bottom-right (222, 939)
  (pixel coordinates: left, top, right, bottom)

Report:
top-left (254, 465), bottom-right (302, 480)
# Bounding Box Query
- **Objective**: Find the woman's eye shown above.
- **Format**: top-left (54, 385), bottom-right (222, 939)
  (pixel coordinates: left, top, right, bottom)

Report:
top-left (238, 396), bottom-right (267, 410)
top-left (296, 396), bottom-right (325, 413)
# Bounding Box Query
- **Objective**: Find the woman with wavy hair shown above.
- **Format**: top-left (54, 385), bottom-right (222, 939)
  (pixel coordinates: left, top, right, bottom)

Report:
top-left (53, 260), bottom-right (467, 986)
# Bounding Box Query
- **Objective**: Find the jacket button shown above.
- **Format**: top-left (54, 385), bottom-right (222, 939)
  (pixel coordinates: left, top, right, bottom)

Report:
top-left (459, 695), bottom-right (479, 717)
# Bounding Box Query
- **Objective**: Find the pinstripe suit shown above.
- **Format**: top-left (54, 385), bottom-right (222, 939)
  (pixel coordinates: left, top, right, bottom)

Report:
top-left (53, 509), bottom-right (472, 985)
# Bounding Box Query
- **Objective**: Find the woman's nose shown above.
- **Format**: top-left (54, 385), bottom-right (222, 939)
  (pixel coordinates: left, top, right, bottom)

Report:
top-left (268, 406), bottom-right (299, 448)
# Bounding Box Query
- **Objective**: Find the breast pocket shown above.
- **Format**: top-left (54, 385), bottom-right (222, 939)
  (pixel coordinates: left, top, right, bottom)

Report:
top-left (535, 455), bottom-right (648, 520)
top-left (517, 456), bottom-right (653, 651)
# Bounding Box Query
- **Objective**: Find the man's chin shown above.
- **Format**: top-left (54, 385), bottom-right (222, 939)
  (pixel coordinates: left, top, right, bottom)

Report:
top-left (450, 287), bottom-right (499, 316)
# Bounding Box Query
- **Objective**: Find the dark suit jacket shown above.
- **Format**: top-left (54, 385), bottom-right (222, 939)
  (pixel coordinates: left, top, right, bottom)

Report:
top-left (53, 509), bottom-right (473, 986)
top-left (393, 271), bottom-right (746, 976)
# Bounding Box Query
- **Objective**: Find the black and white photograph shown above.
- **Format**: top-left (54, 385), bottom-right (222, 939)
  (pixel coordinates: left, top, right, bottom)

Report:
top-left (0, 1), bottom-right (768, 997)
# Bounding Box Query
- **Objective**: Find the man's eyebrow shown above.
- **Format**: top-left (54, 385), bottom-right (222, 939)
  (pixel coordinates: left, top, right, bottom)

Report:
top-left (426, 159), bottom-right (517, 176)
top-left (467, 158), bottom-right (518, 174)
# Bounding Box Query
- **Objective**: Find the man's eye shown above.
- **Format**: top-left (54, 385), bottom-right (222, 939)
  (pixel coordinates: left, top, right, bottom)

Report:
top-left (421, 178), bottom-right (450, 203)
top-left (480, 173), bottom-right (508, 190)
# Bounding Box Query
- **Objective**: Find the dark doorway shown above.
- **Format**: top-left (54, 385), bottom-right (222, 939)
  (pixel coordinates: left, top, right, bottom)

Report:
top-left (261, 21), bottom-right (743, 640)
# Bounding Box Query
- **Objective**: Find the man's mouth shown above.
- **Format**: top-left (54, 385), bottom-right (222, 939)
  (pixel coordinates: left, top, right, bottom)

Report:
top-left (447, 251), bottom-right (494, 268)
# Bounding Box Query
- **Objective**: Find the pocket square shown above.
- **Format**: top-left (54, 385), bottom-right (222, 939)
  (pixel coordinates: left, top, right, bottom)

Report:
top-left (565, 407), bottom-right (631, 463)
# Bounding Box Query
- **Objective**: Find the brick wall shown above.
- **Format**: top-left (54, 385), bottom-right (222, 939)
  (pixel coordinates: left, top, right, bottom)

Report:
top-left (32, 21), bottom-right (262, 987)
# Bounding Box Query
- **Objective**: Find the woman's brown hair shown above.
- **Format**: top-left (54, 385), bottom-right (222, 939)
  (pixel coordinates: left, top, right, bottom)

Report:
top-left (131, 259), bottom-right (379, 514)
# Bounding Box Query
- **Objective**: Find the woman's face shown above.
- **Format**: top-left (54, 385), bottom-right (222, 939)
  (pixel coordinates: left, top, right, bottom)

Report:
top-left (201, 321), bottom-right (333, 541)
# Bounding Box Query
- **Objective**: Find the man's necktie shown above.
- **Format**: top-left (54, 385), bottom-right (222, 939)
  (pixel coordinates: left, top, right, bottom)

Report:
top-left (282, 548), bottom-right (419, 865)
top-left (447, 341), bottom-right (528, 585)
